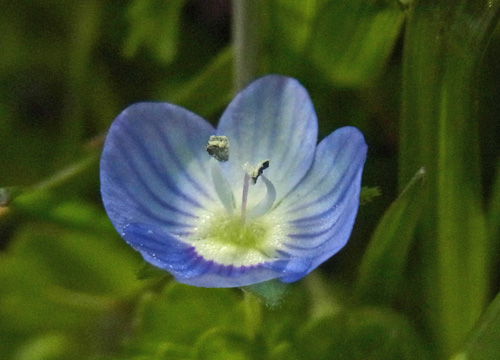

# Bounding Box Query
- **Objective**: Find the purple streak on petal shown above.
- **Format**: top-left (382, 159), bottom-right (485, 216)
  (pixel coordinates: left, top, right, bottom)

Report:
top-left (107, 140), bottom-right (201, 216)
top-left (123, 222), bottom-right (309, 287)
top-left (148, 118), bottom-right (215, 201)
top-left (216, 75), bottom-right (318, 202)
top-left (276, 126), bottom-right (367, 281)
top-left (115, 121), bottom-right (208, 208)
top-left (103, 162), bottom-right (197, 237)
top-left (100, 102), bottom-right (218, 237)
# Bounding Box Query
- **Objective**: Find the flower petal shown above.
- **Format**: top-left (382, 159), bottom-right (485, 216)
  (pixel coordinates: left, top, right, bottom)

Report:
top-left (123, 223), bottom-right (301, 287)
top-left (100, 102), bottom-right (218, 237)
top-left (275, 126), bottom-right (367, 282)
top-left (216, 75), bottom-right (318, 202)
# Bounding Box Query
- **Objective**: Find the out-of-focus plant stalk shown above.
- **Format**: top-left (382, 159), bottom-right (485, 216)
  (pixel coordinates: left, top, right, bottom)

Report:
top-left (0, 135), bottom-right (103, 207)
top-left (232, 0), bottom-right (262, 92)
top-left (304, 272), bottom-right (343, 320)
top-left (400, 0), bottom-right (500, 356)
top-left (0, 137), bottom-right (104, 231)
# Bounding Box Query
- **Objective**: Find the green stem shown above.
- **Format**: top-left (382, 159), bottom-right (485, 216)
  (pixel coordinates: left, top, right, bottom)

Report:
top-left (232, 0), bottom-right (262, 92)
top-left (0, 150), bottom-right (100, 209)
top-left (304, 272), bottom-right (342, 320)
top-left (242, 291), bottom-right (262, 341)
top-left (34, 153), bottom-right (99, 192)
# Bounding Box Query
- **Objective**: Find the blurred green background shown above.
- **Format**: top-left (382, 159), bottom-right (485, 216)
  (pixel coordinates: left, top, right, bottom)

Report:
top-left (1, 0), bottom-right (500, 359)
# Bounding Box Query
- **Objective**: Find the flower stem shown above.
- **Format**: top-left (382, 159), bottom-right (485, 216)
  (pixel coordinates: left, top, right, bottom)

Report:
top-left (0, 151), bottom-right (100, 210)
top-left (231, 0), bottom-right (262, 92)
top-left (304, 272), bottom-right (343, 320)
top-left (242, 291), bottom-right (262, 341)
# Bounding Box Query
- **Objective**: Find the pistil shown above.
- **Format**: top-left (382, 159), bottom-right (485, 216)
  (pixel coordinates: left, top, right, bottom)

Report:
top-left (241, 173), bottom-right (251, 223)
top-left (241, 160), bottom-right (274, 223)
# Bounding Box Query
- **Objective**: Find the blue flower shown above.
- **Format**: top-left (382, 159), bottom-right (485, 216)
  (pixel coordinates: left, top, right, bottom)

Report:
top-left (100, 75), bottom-right (367, 288)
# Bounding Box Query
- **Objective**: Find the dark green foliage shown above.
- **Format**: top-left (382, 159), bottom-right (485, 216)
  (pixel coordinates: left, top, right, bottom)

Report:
top-left (1, 0), bottom-right (500, 359)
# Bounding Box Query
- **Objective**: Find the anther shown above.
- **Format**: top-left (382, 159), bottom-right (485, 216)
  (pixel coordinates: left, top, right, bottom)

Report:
top-left (250, 160), bottom-right (269, 184)
top-left (241, 159), bottom-right (272, 223)
top-left (243, 159), bottom-right (270, 185)
top-left (206, 135), bottom-right (234, 214)
top-left (206, 135), bottom-right (229, 162)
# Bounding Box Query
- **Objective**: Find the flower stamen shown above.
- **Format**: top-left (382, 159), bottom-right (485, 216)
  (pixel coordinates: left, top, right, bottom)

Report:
top-left (248, 160), bottom-right (270, 184)
top-left (207, 136), bottom-right (235, 215)
top-left (206, 135), bottom-right (229, 162)
top-left (241, 173), bottom-right (251, 223)
top-left (206, 136), bottom-right (276, 222)
top-left (241, 160), bottom-right (274, 223)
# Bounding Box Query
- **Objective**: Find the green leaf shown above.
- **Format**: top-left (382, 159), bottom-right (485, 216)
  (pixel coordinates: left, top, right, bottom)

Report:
top-left (123, 0), bottom-right (186, 64)
top-left (157, 47), bottom-right (233, 118)
top-left (262, 0), bottom-right (325, 77)
top-left (360, 186), bottom-right (381, 205)
top-left (0, 224), bottom-right (143, 358)
top-left (487, 159), bottom-right (500, 247)
top-left (266, 0), bottom-right (328, 55)
top-left (399, 0), bottom-right (500, 355)
top-left (192, 328), bottom-right (251, 360)
top-left (0, 255), bottom-right (90, 335)
top-left (13, 333), bottom-right (70, 360)
top-left (264, 0), bottom-right (404, 86)
top-left (451, 292), bottom-right (500, 360)
top-left (297, 307), bottom-right (429, 360)
top-left (355, 167), bottom-right (426, 305)
top-left (2, 222), bottom-right (142, 297)
top-left (118, 282), bottom-right (309, 359)
top-left (136, 261), bottom-right (170, 281)
top-left (306, 0), bottom-right (405, 87)
top-left (125, 283), bottom-right (246, 357)
top-left (9, 190), bottom-right (114, 235)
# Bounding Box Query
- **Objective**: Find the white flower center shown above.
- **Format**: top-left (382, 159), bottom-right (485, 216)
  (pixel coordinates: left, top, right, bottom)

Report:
top-left (188, 135), bottom-right (282, 266)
